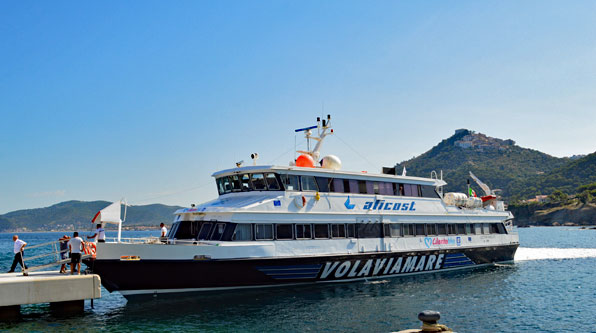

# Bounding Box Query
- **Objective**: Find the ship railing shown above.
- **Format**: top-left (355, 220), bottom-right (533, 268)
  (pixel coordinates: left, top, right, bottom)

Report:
top-left (105, 236), bottom-right (162, 244)
top-left (21, 240), bottom-right (92, 273)
top-left (103, 237), bottom-right (220, 246)
top-left (166, 239), bottom-right (220, 246)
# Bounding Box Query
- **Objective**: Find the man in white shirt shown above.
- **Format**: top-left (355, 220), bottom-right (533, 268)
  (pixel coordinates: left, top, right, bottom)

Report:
top-left (8, 235), bottom-right (27, 273)
top-left (160, 223), bottom-right (168, 237)
top-left (87, 224), bottom-right (106, 243)
top-left (68, 231), bottom-right (84, 275)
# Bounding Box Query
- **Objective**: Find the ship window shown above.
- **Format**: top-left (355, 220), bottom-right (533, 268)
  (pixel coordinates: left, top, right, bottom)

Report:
top-left (404, 184), bottom-right (417, 197)
top-left (448, 224), bottom-right (457, 235)
top-left (438, 223), bottom-right (447, 235)
top-left (216, 178), bottom-right (225, 195)
top-left (474, 223), bottom-right (482, 235)
top-left (198, 223), bottom-right (213, 240)
top-left (379, 182), bottom-right (392, 195)
top-left (358, 180), bottom-right (367, 194)
top-left (383, 224), bottom-right (391, 238)
top-left (276, 224), bottom-right (293, 240)
top-left (421, 185), bottom-right (440, 198)
top-left (426, 224), bottom-right (437, 236)
top-left (346, 224), bottom-right (356, 238)
top-left (216, 177), bottom-right (233, 194)
top-left (232, 224), bottom-right (252, 241)
top-left (482, 223), bottom-right (490, 234)
top-left (465, 224), bottom-right (472, 235)
top-left (221, 223), bottom-right (236, 241)
top-left (265, 173), bottom-right (281, 190)
top-left (384, 223), bottom-right (401, 237)
top-left (174, 221), bottom-right (193, 239)
top-left (369, 181), bottom-right (377, 194)
top-left (357, 223), bottom-right (382, 238)
top-left (457, 224), bottom-right (466, 235)
top-left (240, 174), bottom-right (252, 191)
top-left (255, 224), bottom-right (274, 240)
top-left (331, 224), bottom-right (346, 238)
top-left (167, 222), bottom-right (179, 238)
top-left (497, 223), bottom-right (507, 234)
top-left (315, 177), bottom-right (330, 192)
top-left (395, 183), bottom-right (405, 196)
top-left (301, 176), bottom-right (318, 191)
top-left (281, 174), bottom-right (300, 191)
top-left (251, 174), bottom-right (267, 190)
top-left (296, 224), bottom-right (312, 239)
top-left (490, 223), bottom-right (499, 234)
top-left (348, 180), bottom-right (359, 193)
top-left (314, 224), bottom-right (330, 239)
top-left (330, 178), bottom-right (344, 192)
top-left (210, 223), bottom-right (226, 240)
top-left (403, 224), bottom-right (414, 237)
top-left (344, 179), bottom-right (353, 193)
top-left (224, 177), bottom-right (232, 193)
top-left (230, 175), bottom-right (242, 192)
top-left (390, 224), bottom-right (401, 237)
top-left (415, 224), bottom-right (425, 236)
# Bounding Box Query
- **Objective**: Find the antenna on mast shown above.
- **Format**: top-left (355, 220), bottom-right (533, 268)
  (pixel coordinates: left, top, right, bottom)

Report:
top-left (294, 114), bottom-right (333, 165)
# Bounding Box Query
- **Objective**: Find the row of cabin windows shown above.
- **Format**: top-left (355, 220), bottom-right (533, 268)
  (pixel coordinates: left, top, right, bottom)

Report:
top-left (170, 221), bottom-right (507, 241)
top-left (216, 173), bottom-right (439, 198)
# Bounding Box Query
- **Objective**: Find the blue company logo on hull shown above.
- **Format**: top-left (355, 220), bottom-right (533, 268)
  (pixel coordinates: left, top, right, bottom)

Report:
top-left (363, 199), bottom-right (416, 211)
top-left (344, 196), bottom-right (355, 209)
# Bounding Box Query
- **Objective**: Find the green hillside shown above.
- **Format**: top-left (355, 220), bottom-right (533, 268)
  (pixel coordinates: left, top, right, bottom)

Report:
top-left (0, 200), bottom-right (184, 232)
top-left (507, 151), bottom-right (596, 200)
top-left (393, 129), bottom-right (570, 198)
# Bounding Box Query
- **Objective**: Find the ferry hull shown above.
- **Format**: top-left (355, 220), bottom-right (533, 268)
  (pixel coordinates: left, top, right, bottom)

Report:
top-left (86, 244), bottom-right (518, 297)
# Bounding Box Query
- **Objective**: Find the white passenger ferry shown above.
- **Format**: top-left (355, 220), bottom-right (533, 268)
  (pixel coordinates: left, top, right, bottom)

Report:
top-left (86, 116), bottom-right (519, 297)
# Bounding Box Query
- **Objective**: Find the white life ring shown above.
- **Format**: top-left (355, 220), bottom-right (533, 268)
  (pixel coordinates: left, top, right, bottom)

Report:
top-left (294, 195), bottom-right (306, 209)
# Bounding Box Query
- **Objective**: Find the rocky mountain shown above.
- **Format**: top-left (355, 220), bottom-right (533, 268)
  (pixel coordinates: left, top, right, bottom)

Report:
top-left (0, 200), bottom-right (184, 232)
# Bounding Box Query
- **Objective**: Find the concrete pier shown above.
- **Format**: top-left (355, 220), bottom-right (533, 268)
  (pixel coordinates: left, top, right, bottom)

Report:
top-left (0, 271), bottom-right (101, 319)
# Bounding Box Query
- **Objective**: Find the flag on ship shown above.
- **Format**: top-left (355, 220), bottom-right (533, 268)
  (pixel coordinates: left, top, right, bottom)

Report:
top-left (468, 187), bottom-right (476, 197)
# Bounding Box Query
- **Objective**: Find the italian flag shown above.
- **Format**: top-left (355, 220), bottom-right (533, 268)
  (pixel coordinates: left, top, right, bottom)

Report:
top-left (469, 188), bottom-right (476, 197)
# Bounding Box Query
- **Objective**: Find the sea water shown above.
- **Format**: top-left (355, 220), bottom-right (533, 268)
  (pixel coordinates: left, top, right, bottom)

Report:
top-left (1, 227), bottom-right (595, 332)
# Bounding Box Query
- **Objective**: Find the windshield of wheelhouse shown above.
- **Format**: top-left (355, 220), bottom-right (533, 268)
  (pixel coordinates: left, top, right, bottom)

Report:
top-left (216, 172), bottom-right (283, 195)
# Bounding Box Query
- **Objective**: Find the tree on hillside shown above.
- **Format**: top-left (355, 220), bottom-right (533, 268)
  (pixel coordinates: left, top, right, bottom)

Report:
top-left (577, 190), bottom-right (593, 204)
top-left (548, 190), bottom-right (568, 204)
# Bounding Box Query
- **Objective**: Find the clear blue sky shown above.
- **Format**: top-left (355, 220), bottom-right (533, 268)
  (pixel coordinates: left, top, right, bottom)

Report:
top-left (2, 1), bottom-right (596, 214)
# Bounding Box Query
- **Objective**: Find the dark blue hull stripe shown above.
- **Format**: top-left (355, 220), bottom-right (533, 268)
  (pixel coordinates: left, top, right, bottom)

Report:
top-left (256, 264), bottom-right (323, 280)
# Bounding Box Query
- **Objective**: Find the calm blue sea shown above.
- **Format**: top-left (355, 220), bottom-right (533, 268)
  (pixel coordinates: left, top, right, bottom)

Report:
top-left (1, 227), bottom-right (595, 332)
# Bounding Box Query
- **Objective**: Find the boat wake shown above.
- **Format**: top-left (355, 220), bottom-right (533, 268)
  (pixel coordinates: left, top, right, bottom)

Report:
top-left (514, 247), bottom-right (596, 261)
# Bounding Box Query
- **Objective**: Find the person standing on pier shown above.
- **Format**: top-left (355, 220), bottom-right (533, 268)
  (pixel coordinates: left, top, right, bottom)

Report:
top-left (8, 235), bottom-right (28, 273)
top-left (58, 235), bottom-right (70, 273)
top-left (68, 232), bottom-right (84, 275)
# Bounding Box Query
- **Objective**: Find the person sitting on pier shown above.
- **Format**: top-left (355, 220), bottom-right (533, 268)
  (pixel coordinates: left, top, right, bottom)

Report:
top-left (87, 224), bottom-right (106, 243)
top-left (8, 235), bottom-right (28, 273)
top-left (68, 232), bottom-right (84, 275)
top-left (58, 235), bottom-right (70, 274)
